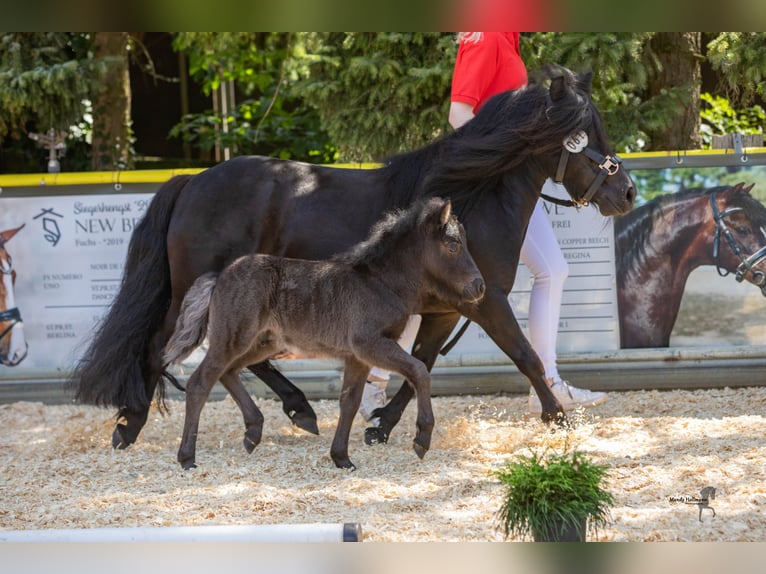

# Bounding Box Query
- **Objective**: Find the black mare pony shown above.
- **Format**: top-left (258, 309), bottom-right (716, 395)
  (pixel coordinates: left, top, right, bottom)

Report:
top-left (71, 67), bottom-right (635, 451)
top-left (1, 225), bottom-right (28, 367)
top-left (615, 183), bottom-right (766, 348)
top-left (163, 198), bottom-right (485, 470)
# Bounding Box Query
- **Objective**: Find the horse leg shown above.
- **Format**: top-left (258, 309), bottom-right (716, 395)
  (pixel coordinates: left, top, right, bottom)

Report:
top-left (177, 356), bottom-right (223, 470)
top-left (466, 289), bottom-right (564, 421)
top-left (112, 327), bottom-right (166, 449)
top-left (330, 358), bottom-right (370, 469)
top-left (218, 370), bottom-right (265, 454)
top-left (247, 361), bottom-right (319, 435)
top-left (354, 337), bottom-right (435, 458)
top-left (365, 312), bottom-right (460, 446)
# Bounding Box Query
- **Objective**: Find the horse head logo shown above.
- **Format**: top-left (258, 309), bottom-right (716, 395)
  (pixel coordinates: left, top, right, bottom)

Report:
top-left (698, 486), bottom-right (716, 522)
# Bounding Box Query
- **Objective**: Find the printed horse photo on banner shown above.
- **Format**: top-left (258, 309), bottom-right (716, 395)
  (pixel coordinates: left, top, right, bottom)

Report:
top-left (0, 224), bottom-right (28, 367)
top-left (70, 66), bottom-right (635, 454)
top-left (615, 164), bottom-right (766, 349)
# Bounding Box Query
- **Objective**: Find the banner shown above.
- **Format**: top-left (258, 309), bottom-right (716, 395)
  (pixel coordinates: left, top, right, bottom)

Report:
top-left (0, 184), bottom-right (155, 370)
top-left (3, 153), bottom-right (766, 374)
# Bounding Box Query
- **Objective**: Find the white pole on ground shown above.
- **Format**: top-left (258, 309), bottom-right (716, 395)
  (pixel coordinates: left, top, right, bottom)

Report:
top-left (0, 523), bottom-right (362, 543)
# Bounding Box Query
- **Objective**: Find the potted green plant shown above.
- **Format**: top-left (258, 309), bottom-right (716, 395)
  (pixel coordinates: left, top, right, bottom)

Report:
top-left (494, 449), bottom-right (614, 542)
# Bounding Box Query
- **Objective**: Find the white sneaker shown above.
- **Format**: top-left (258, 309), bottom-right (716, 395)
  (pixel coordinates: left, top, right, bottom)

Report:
top-left (529, 379), bottom-right (607, 414)
top-left (359, 380), bottom-right (388, 423)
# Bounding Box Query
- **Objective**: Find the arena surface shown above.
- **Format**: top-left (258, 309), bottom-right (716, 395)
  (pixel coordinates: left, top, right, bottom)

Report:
top-left (1, 387), bottom-right (764, 541)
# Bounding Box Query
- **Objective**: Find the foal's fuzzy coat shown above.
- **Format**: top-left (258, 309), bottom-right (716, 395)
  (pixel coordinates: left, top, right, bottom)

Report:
top-left (164, 197), bottom-right (484, 470)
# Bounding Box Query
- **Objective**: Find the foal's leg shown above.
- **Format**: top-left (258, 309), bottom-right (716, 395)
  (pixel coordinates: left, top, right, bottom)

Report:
top-left (218, 370), bottom-right (265, 453)
top-left (248, 361), bottom-right (319, 435)
top-left (356, 339), bottom-right (434, 459)
top-left (367, 312), bottom-right (460, 446)
top-left (330, 358), bottom-right (369, 470)
top-left (177, 357), bottom-right (224, 469)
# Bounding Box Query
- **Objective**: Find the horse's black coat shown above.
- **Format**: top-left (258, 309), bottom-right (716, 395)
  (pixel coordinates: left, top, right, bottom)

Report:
top-left (70, 67), bottom-right (635, 450)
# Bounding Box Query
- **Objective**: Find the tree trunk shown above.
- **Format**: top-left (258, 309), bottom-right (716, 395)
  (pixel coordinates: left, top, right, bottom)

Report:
top-left (91, 32), bottom-right (132, 171)
top-left (645, 32), bottom-right (702, 151)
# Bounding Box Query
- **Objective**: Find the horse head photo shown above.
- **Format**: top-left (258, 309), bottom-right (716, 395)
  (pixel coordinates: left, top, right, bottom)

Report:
top-left (0, 224), bottom-right (28, 367)
top-left (71, 66), bottom-right (635, 452)
top-left (163, 197), bottom-right (484, 470)
top-left (616, 182), bottom-right (766, 348)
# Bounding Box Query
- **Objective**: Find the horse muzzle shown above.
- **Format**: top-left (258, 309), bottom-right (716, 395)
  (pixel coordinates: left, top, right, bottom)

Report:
top-left (463, 277), bottom-right (486, 304)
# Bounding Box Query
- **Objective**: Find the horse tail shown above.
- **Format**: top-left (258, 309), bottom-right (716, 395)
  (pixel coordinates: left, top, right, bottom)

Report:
top-left (163, 272), bottom-right (218, 366)
top-left (68, 174), bottom-right (193, 412)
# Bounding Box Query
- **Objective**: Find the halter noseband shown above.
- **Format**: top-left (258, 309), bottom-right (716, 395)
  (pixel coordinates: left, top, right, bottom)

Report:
top-left (543, 128), bottom-right (623, 208)
top-left (710, 190), bottom-right (766, 294)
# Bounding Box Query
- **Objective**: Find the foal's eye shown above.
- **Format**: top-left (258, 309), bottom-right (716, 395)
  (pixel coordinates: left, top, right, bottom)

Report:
top-left (448, 241), bottom-right (460, 254)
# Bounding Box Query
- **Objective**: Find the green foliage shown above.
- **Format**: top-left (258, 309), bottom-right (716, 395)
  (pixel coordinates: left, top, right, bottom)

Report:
top-left (0, 32), bottom-right (105, 140)
top-left (494, 449), bottom-right (614, 541)
top-left (170, 32), bottom-right (335, 163)
top-left (707, 32), bottom-right (766, 106)
top-left (291, 32), bottom-right (456, 161)
top-left (700, 92), bottom-right (765, 148)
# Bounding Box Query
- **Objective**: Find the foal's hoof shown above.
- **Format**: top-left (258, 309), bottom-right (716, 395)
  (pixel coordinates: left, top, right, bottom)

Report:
top-left (179, 460), bottom-right (197, 470)
top-left (412, 440), bottom-right (428, 460)
top-left (243, 435), bottom-right (258, 454)
top-left (111, 425), bottom-right (133, 450)
top-left (289, 410), bottom-right (320, 436)
top-left (364, 426), bottom-right (389, 446)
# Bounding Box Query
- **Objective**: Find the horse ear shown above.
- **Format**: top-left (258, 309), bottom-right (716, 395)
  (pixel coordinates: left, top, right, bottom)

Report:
top-left (744, 182), bottom-right (755, 194)
top-left (549, 76), bottom-right (568, 102)
top-left (439, 200), bottom-right (453, 227)
top-left (576, 71), bottom-right (594, 96)
top-left (0, 224), bottom-right (25, 244)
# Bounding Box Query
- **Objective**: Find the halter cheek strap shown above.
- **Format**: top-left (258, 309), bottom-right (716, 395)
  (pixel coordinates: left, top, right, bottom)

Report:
top-left (546, 129), bottom-right (623, 208)
top-left (710, 191), bottom-right (766, 292)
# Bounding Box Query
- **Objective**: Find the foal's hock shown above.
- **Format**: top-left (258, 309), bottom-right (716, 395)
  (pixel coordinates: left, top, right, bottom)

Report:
top-left (164, 197), bottom-right (485, 470)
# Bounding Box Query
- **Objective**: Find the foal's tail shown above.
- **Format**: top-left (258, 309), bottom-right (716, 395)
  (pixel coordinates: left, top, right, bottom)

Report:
top-left (163, 272), bottom-right (218, 366)
top-left (68, 174), bottom-right (193, 412)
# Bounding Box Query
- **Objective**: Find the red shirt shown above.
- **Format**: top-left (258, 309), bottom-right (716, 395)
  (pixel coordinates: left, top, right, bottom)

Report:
top-left (450, 32), bottom-right (528, 113)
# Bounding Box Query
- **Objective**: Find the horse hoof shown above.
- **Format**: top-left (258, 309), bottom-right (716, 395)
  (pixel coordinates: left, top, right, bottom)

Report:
top-left (243, 434), bottom-right (259, 454)
top-left (333, 459), bottom-right (356, 471)
top-left (541, 409), bottom-right (566, 425)
top-left (364, 427), bottom-right (388, 445)
top-left (412, 440), bottom-right (428, 460)
top-left (179, 459), bottom-right (197, 470)
top-left (111, 425), bottom-right (133, 450)
top-left (289, 410), bottom-right (320, 436)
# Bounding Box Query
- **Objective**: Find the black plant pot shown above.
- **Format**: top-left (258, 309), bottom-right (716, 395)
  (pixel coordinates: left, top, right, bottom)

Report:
top-left (532, 517), bottom-right (587, 542)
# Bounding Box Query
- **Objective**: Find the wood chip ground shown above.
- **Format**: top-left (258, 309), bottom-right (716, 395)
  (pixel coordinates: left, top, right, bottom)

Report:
top-left (1, 387), bottom-right (764, 541)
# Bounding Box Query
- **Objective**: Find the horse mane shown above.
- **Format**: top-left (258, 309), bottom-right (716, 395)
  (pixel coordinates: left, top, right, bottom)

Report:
top-left (616, 185), bottom-right (766, 277)
top-left (332, 198), bottom-right (437, 269)
top-left (380, 66), bottom-right (596, 219)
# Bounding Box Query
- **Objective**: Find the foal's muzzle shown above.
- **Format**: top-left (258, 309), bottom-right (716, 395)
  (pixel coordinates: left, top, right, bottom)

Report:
top-left (463, 277), bottom-right (486, 303)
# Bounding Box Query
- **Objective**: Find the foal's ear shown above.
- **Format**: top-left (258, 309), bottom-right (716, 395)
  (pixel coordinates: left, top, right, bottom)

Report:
top-left (0, 223), bottom-right (25, 245)
top-left (439, 200), bottom-right (453, 227)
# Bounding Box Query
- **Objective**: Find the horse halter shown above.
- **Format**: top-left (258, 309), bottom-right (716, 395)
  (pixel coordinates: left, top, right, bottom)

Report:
top-left (0, 249), bottom-right (26, 365)
top-left (542, 129), bottom-right (623, 208)
top-left (710, 190), bottom-right (766, 294)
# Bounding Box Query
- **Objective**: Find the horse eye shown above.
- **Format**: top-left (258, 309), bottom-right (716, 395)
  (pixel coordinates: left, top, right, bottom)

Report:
top-left (448, 241), bottom-right (460, 254)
